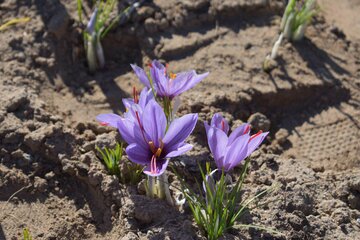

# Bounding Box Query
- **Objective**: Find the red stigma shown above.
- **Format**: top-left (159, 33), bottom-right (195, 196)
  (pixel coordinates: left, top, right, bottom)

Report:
top-left (135, 111), bottom-right (142, 130)
top-left (100, 122), bottom-right (109, 126)
top-left (150, 155), bottom-right (157, 174)
top-left (135, 111), bottom-right (148, 144)
top-left (221, 120), bottom-right (225, 131)
top-left (148, 62), bottom-right (153, 68)
top-left (133, 86), bottom-right (139, 104)
top-left (249, 130), bottom-right (263, 142)
top-left (244, 124), bottom-right (250, 134)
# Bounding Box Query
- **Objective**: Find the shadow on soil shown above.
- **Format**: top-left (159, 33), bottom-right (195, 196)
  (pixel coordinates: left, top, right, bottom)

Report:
top-left (293, 37), bottom-right (350, 84)
top-left (0, 174), bottom-right (115, 234)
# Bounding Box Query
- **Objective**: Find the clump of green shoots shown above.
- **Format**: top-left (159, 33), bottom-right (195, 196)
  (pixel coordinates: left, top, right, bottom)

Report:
top-left (77, 0), bottom-right (142, 73)
top-left (23, 228), bottom-right (33, 240)
top-left (264, 0), bottom-right (317, 72)
top-left (77, 0), bottom-right (119, 73)
top-left (96, 143), bottom-right (143, 184)
top-left (180, 160), bottom-right (278, 240)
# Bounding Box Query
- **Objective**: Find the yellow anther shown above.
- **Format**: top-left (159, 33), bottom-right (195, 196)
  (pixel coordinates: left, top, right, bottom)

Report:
top-left (149, 141), bottom-right (156, 153)
top-left (169, 72), bottom-right (177, 79)
top-left (155, 148), bottom-right (162, 157)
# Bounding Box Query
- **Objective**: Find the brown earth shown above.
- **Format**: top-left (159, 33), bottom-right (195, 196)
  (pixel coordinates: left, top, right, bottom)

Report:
top-left (0, 0), bottom-right (359, 239)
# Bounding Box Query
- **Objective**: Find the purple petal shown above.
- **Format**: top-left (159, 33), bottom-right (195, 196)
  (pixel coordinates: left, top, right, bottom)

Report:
top-left (205, 125), bottom-right (228, 169)
top-left (126, 143), bottom-right (151, 165)
top-left (86, 8), bottom-right (98, 34)
top-left (131, 64), bottom-right (151, 88)
top-left (211, 113), bottom-right (230, 134)
top-left (152, 60), bottom-right (166, 70)
top-left (96, 113), bottom-right (121, 128)
top-left (138, 87), bottom-right (154, 109)
top-left (246, 132), bottom-right (269, 157)
top-left (165, 143), bottom-right (193, 158)
top-left (150, 63), bottom-right (168, 97)
top-left (117, 118), bottom-right (146, 147)
top-left (224, 134), bottom-right (250, 171)
top-left (143, 158), bottom-right (169, 177)
top-left (163, 113), bottom-right (198, 150)
top-left (228, 123), bottom-right (251, 145)
top-left (142, 100), bottom-right (166, 147)
top-left (122, 98), bottom-right (134, 110)
top-left (170, 71), bottom-right (209, 97)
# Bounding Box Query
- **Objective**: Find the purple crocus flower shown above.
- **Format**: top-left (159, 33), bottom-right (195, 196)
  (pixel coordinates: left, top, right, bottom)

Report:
top-left (130, 60), bottom-right (209, 99)
top-left (96, 87), bottom-right (153, 127)
top-left (86, 8), bottom-right (98, 34)
top-left (205, 113), bottom-right (268, 172)
top-left (118, 99), bottom-right (198, 176)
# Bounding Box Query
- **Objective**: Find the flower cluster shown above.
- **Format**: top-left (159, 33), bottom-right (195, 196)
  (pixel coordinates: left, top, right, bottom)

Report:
top-left (97, 61), bottom-right (207, 176)
top-left (96, 60), bottom-right (272, 239)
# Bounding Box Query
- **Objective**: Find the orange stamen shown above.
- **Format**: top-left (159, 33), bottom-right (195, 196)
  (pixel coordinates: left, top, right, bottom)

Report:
top-left (169, 72), bottom-right (177, 79)
top-left (149, 141), bottom-right (156, 153)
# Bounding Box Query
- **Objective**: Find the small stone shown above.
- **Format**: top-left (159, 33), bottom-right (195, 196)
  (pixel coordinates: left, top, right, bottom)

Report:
top-left (121, 232), bottom-right (138, 240)
top-left (34, 176), bottom-right (48, 193)
top-left (5, 91), bottom-right (28, 112)
top-left (45, 171), bottom-right (55, 180)
top-left (144, 18), bottom-right (158, 33)
top-left (137, 179), bottom-right (146, 195)
top-left (158, 18), bottom-right (169, 31)
top-left (244, 42), bottom-right (252, 50)
top-left (82, 141), bottom-right (95, 152)
top-left (247, 112), bottom-right (271, 132)
top-left (275, 128), bottom-right (289, 144)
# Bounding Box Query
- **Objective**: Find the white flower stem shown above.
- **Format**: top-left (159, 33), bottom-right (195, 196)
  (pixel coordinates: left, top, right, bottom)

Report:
top-left (146, 172), bottom-right (174, 206)
top-left (270, 32), bottom-right (284, 60)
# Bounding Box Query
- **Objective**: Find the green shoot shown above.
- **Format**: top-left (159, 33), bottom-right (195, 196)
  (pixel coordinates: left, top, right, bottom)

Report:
top-left (264, 0), bottom-right (317, 72)
top-left (179, 159), bottom-right (278, 240)
top-left (77, 0), bottom-right (83, 23)
top-left (96, 142), bottom-right (122, 176)
top-left (96, 143), bottom-right (143, 184)
top-left (0, 17), bottom-right (30, 31)
top-left (23, 228), bottom-right (33, 240)
top-left (281, 0), bottom-right (317, 41)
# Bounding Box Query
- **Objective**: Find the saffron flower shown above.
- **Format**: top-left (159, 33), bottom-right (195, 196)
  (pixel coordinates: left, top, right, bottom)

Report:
top-left (130, 60), bottom-right (209, 99)
top-left (118, 99), bottom-right (198, 176)
top-left (96, 87), bottom-right (153, 128)
top-left (86, 8), bottom-right (98, 35)
top-left (205, 113), bottom-right (268, 172)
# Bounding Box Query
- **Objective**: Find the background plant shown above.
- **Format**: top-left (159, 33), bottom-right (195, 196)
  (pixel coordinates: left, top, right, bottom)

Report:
top-left (264, 0), bottom-right (317, 72)
top-left (23, 228), bottom-right (32, 240)
top-left (77, 0), bottom-right (141, 73)
top-left (0, 17), bottom-right (30, 31)
top-left (96, 143), bottom-right (143, 184)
